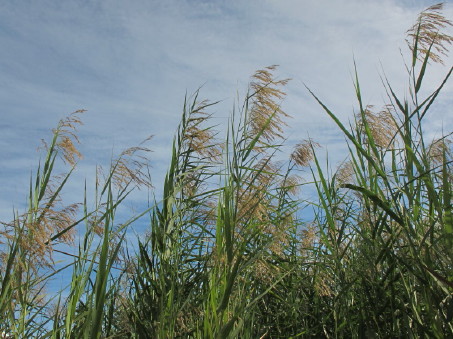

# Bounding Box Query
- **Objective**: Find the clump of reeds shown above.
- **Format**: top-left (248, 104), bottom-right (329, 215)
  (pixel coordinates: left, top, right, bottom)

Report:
top-left (305, 3), bottom-right (453, 337)
top-left (0, 3), bottom-right (452, 338)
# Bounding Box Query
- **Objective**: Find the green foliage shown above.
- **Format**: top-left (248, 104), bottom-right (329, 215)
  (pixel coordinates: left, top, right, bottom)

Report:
top-left (1, 3), bottom-right (452, 338)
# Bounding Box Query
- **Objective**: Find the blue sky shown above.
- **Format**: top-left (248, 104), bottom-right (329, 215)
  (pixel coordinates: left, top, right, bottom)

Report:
top-left (1, 0), bottom-right (452, 229)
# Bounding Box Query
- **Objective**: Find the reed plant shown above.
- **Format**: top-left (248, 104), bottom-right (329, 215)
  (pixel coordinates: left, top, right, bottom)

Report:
top-left (0, 3), bottom-right (452, 338)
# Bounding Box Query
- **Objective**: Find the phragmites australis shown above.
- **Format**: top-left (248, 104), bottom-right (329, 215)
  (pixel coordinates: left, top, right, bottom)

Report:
top-left (406, 3), bottom-right (453, 65)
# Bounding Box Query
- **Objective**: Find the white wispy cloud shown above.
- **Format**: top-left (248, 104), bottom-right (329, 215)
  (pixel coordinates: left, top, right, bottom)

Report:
top-left (0, 0), bottom-right (451, 223)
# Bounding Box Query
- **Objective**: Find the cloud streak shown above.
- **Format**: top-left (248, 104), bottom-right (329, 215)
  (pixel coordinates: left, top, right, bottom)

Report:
top-left (0, 0), bottom-right (452, 222)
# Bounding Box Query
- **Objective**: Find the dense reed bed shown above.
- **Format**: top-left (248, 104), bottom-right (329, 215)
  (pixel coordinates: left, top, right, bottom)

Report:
top-left (1, 3), bottom-right (452, 338)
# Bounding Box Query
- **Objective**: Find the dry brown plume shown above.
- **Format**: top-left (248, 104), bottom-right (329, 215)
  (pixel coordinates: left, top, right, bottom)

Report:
top-left (407, 3), bottom-right (453, 64)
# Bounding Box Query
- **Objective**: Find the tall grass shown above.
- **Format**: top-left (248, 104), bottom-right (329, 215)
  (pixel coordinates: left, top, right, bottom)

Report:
top-left (0, 3), bottom-right (452, 338)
